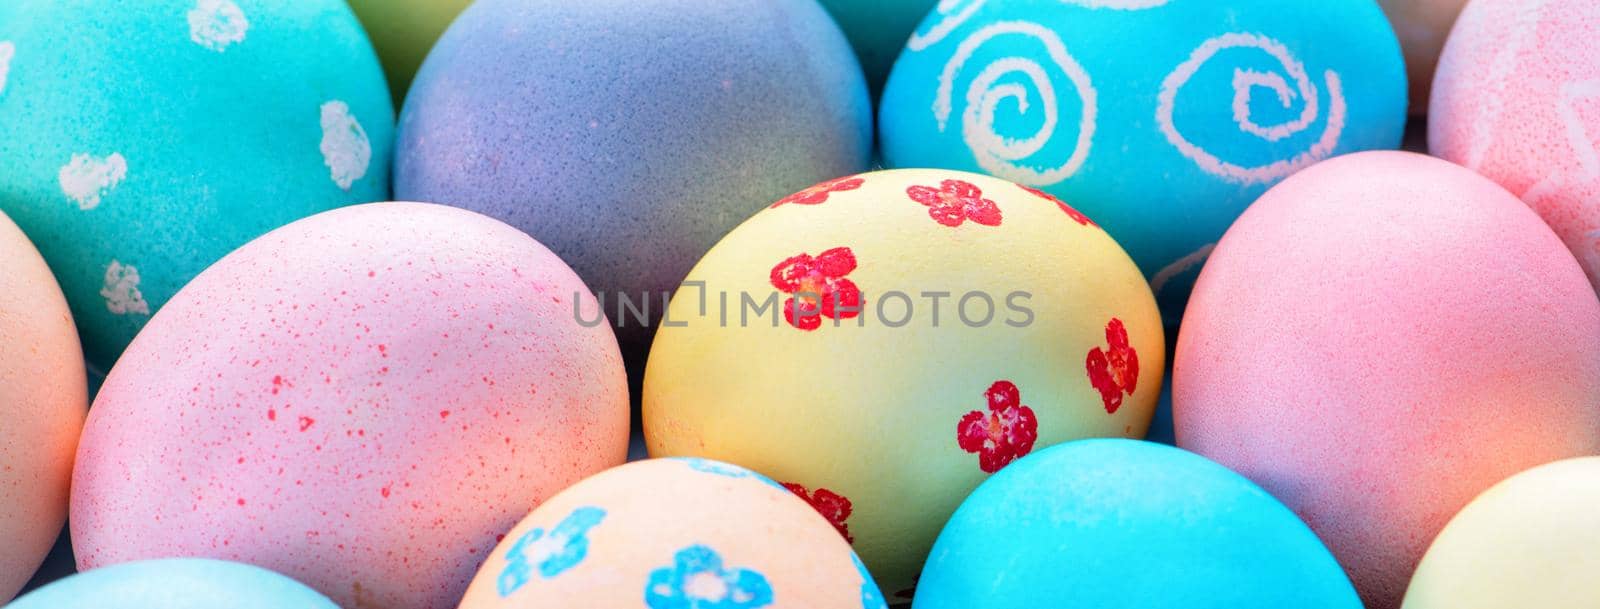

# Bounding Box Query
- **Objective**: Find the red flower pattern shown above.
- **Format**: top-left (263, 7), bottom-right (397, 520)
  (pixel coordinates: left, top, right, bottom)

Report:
top-left (771, 176), bottom-right (865, 208)
top-left (1086, 318), bottom-right (1139, 414)
top-left (1020, 184), bottom-right (1096, 227)
top-left (906, 179), bottom-right (1002, 227)
top-left (783, 482), bottom-right (854, 543)
top-left (956, 381), bottom-right (1039, 473)
top-left (770, 247), bottom-right (862, 331)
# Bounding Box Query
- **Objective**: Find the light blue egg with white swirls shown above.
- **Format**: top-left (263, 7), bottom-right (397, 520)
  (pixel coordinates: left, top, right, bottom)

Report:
top-left (880, 0), bottom-right (1406, 327)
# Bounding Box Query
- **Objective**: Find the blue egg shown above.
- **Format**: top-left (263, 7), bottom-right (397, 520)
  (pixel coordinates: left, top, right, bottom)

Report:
top-left (0, 0), bottom-right (393, 369)
top-left (9, 559), bottom-right (338, 609)
top-left (914, 439), bottom-right (1360, 609)
top-left (880, 0), bottom-right (1405, 326)
top-left (395, 0), bottom-right (873, 353)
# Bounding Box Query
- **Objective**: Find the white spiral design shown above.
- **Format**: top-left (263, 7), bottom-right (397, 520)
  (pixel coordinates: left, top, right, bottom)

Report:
top-left (1157, 33), bottom-right (1346, 184)
top-left (907, 0), bottom-right (1168, 52)
top-left (935, 21), bottom-right (1097, 186)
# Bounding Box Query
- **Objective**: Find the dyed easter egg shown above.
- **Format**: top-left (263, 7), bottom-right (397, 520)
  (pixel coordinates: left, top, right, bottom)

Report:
top-left (396, 0), bottom-right (872, 357)
top-left (817, 0), bottom-right (938, 98)
top-left (458, 458), bottom-right (887, 609)
top-left (0, 0), bottom-right (393, 370)
top-left (879, 0), bottom-right (1407, 326)
top-left (1403, 457), bottom-right (1600, 609)
top-left (9, 559), bottom-right (337, 609)
top-left (643, 169), bottom-right (1163, 597)
top-left (1376, 0), bottom-right (1467, 113)
top-left (1430, 0), bottom-right (1600, 295)
top-left (1174, 151), bottom-right (1600, 609)
top-left (916, 440), bottom-right (1360, 609)
top-left (0, 211), bottom-right (86, 602)
top-left (71, 203), bottom-right (630, 609)
top-left (345, 0), bottom-right (471, 105)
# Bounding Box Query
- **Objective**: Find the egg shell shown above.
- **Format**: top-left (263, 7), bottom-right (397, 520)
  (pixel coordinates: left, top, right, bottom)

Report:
top-left (1403, 457), bottom-right (1600, 609)
top-left (459, 458), bottom-right (886, 609)
top-left (1376, 0), bottom-right (1467, 114)
top-left (0, 0), bottom-right (394, 370)
top-left (816, 0), bottom-right (937, 99)
top-left (879, 0), bottom-right (1407, 327)
top-left (1174, 151), bottom-right (1600, 609)
top-left (1429, 0), bottom-right (1600, 295)
top-left (0, 211), bottom-right (87, 601)
top-left (9, 559), bottom-right (337, 609)
top-left (643, 169), bottom-right (1163, 597)
top-left (345, 0), bottom-right (471, 105)
top-left (394, 0), bottom-right (873, 356)
top-left (915, 439), bottom-right (1360, 609)
top-left (70, 203), bottom-right (630, 609)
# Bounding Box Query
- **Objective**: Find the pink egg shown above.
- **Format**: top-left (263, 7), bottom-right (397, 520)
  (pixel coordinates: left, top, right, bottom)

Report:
top-left (0, 211), bottom-right (87, 601)
top-left (1430, 0), bottom-right (1600, 293)
top-left (1174, 151), bottom-right (1600, 609)
top-left (71, 203), bottom-right (629, 609)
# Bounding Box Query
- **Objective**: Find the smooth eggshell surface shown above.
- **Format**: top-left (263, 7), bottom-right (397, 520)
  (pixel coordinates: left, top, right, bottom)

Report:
top-left (644, 169), bottom-right (1163, 598)
top-left (1377, 0), bottom-right (1467, 113)
top-left (1403, 457), bottom-right (1600, 609)
top-left (914, 440), bottom-right (1360, 609)
top-left (1429, 0), bottom-right (1600, 295)
top-left (880, 0), bottom-right (1407, 326)
top-left (817, 0), bottom-right (937, 99)
top-left (395, 0), bottom-right (872, 356)
top-left (1175, 151), bottom-right (1600, 609)
top-left (345, 0), bottom-right (471, 105)
top-left (8, 559), bottom-right (337, 609)
top-left (71, 203), bottom-right (630, 609)
top-left (0, 211), bottom-right (87, 602)
top-left (459, 458), bottom-right (886, 609)
top-left (0, 0), bottom-right (393, 370)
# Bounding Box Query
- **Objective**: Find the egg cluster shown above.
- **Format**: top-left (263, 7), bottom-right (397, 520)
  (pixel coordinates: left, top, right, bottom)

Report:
top-left (1, 1), bottom-right (1597, 609)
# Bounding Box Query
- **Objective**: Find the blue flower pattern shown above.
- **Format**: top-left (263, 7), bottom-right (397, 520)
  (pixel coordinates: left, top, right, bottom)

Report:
top-left (646, 545), bottom-right (774, 609)
top-left (675, 457), bottom-right (788, 491)
top-left (852, 552), bottom-right (888, 609)
top-left (497, 505), bottom-right (607, 597)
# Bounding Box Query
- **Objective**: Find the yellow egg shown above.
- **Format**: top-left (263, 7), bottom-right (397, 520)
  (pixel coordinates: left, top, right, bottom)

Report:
top-left (0, 211), bottom-right (87, 601)
top-left (1403, 457), bottom-right (1600, 609)
top-left (458, 458), bottom-right (884, 608)
top-left (643, 168), bottom-right (1163, 597)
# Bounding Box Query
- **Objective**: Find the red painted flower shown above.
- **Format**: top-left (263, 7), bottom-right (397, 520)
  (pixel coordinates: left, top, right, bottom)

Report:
top-left (1020, 184), bottom-right (1096, 227)
top-left (770, 247), bottom-right (862, 331)
top-left (906, 179), bottom-right (1002, 227)
top-left (772, 176), bottom-right (865, 208)
top-left (956, 380), bottom-right (1039, 473)
top-left (1086, 318), bottom-right (1139, 414)
top-left (783, 482), bottom-right (854, 542)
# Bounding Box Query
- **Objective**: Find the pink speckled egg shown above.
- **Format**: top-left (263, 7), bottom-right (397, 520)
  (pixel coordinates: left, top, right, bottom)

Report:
top-left (1430, 0), bottom-right (1600, 294)
top-left (0, 211), bottom-right (87, 602)
top-left (70, 202), bottom-right (629, 609)
top-left (1174, 151), bottom-right (1600, 609)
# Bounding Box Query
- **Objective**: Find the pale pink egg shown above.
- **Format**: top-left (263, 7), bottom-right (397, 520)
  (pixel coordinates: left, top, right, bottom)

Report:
top-left (1430, 0), bottom-right (1600, 293)
top-left (1174, 151), bottom-right (1600, 609)
top-left (71, 202), bottom-right (629, 609)
top-left (0, 211), bottom-right (87, 601)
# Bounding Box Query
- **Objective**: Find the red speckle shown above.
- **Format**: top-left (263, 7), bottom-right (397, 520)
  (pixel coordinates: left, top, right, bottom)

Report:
top-left (298, 416), bottom-right (316, 432)
top-left (1086, 318), bottom-right (1139, 414)
top-left (1020, 184), bottom-right (1096, 227)
top-left (770, 247), bottom-right (861, 331)
top-left (368, 270), bottom-right (376, 277)
top-left (377, 344), bottom-right (388, 358)
top-left (271, 375), bottom-right (284, 395)
top-left (439, 410), bottom-right (451, 419)
top-left (236, 498), bottom-right (246, 506)
top-left (907, 179), bottom-right (1002, 227)
top-left (267, 409), bottom-right (276, 421)
top-left (771, 175), bottom-right (865, 208)
top-left (380, 486), bottom-right (391, 498)
top-left (957, 380), bottom-right (1039, 473)
top-left (783, 482), bottom-right (854, 543)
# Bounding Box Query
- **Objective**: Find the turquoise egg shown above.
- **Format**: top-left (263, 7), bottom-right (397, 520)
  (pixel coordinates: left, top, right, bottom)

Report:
top-left (880, 0), bottom-right (1405, 326)
top-left (817, 0), bottom-right (937, 98)
top-left (914, 439), bottom-right (1360, 609)
top-left (0, 0), bottom-right (393, 369)
top-left (9, 559), bottom-right (338, 609)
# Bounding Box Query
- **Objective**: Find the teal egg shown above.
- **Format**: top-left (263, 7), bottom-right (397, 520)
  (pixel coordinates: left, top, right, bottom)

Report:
top-left (10, 559), bottom-right (338, 609)
top-left (0, 0), bottom-right (393, 369)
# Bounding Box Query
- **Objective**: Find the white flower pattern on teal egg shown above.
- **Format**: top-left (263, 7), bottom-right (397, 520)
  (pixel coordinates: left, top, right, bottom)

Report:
top-left (319, 100), bottom-right (371, 191)
top-left (188, 0), bottom-right (249, 52)
top-left (58, 152), bottom-right (127, 211)
top-left (0, 41), bottom-right (14, 95)
top-left (100, 260), bottom-right (150, 316)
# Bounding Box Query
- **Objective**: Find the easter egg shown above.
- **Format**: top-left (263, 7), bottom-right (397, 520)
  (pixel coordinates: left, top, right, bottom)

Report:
top-left (0, 211), bottom-right (86, 601)
top-left (915, 440), bottom-right (1360, 609)
top-left (9, 559), bottom-right (337, 609)
top-left (71, 203), bottom-right (630, 609)
top-left (1430, 0), bottom-right (1600, 295)
top-left (1403, 457), bottom-right (1600, 609)
top-left (643, 168), bottom-right (1164, 597)
top-left (345, 0), bottom-right (471, 105)
top-left (458, 458), bottom-right (887, 609)
top-left (1376, 0), bottom-right (1467, 113)
top-left (0, 0), bottom-right (393, 370)
top-left (1174, 151), bottom-right (1600, 609)
top-left (879, 0), bottom-right (1407, 326)
top-left (395, 0), bottom-right (873, 357)
top-left (817, 0), bottom-right (938, 98)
